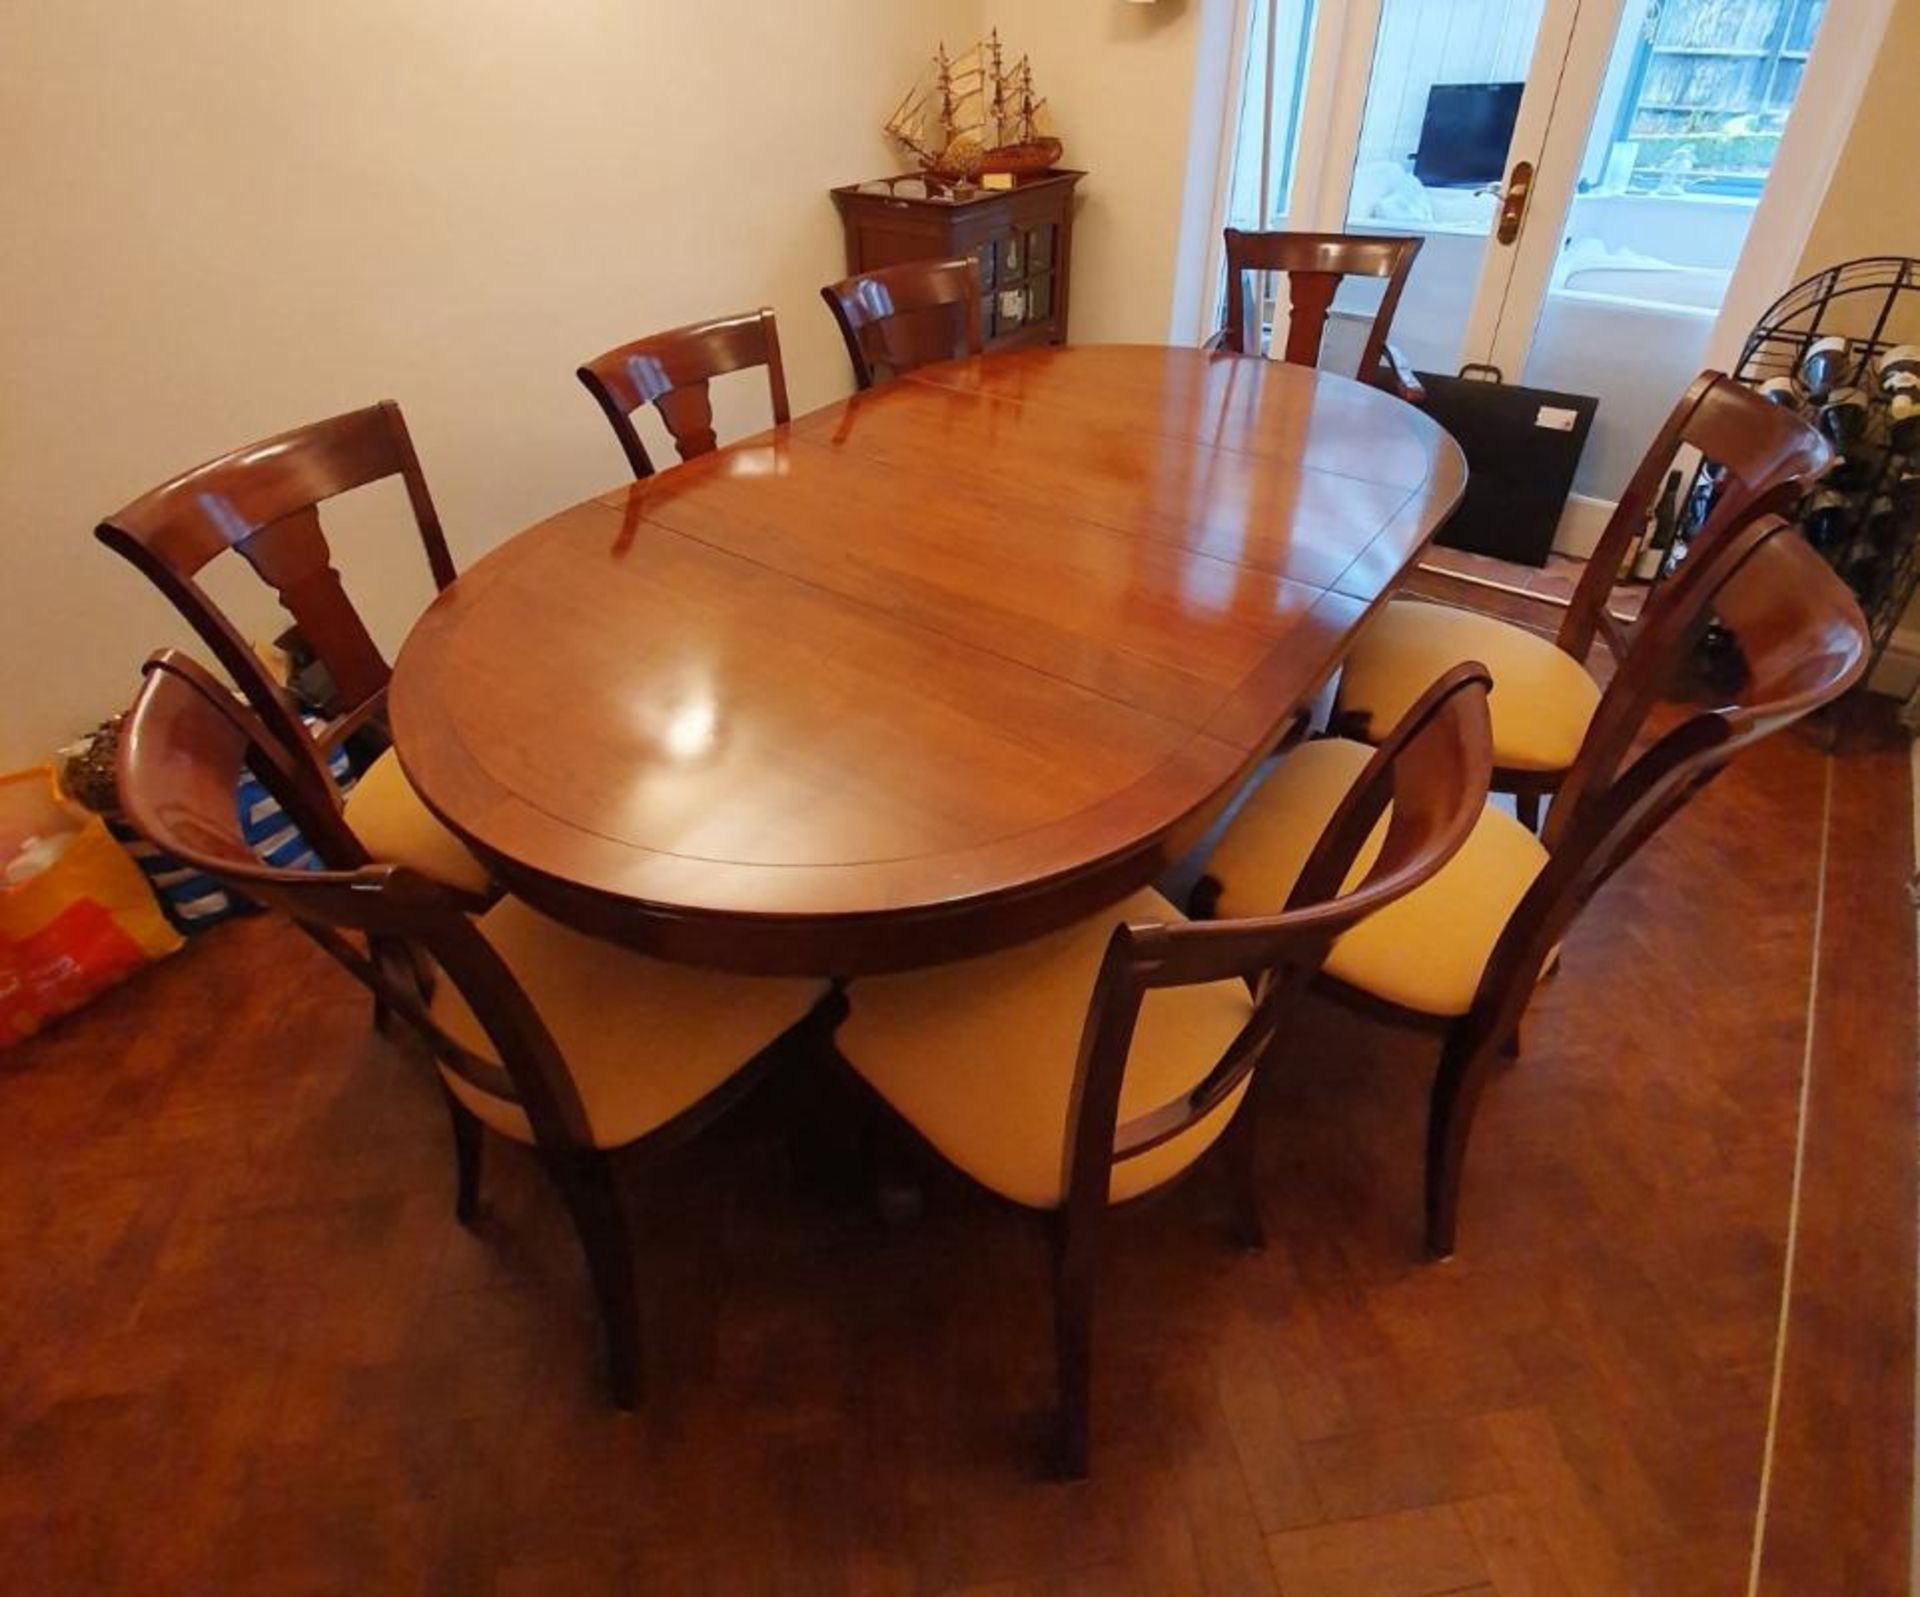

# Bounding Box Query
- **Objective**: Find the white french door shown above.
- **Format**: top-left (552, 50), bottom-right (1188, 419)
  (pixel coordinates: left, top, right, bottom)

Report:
top-left (1204, 0), bottom-right (1888, 510)
top-left (1325, 0), bottom-right (1586, 382)
top-left (1206, 0), bottom-right (1587, 379)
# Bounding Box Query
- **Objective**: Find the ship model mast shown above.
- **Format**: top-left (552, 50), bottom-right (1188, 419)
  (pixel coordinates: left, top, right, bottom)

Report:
top-left (988, 29), bottom-right (1007, 150)
top-left (883, 30), bottom-right (1063, 186)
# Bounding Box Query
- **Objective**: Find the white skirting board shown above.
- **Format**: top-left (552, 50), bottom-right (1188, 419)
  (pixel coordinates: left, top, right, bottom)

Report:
top-left (1549, 493), bottom-right (1919, 699)
top-left (1550, 493), bottom-right (1615, 560)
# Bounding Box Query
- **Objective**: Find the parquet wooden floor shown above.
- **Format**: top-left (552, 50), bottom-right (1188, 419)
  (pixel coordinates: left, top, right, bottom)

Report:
top-left (0, 692), bottom-right (1911, 1593)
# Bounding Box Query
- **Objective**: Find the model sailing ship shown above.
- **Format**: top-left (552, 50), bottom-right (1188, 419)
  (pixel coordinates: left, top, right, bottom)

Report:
top-left (884, 32), bottom-right (1064, 185)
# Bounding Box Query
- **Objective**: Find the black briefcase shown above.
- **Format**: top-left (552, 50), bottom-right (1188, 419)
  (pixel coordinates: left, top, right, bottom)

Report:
top-left (1414, 365), bottom-right (1597, 568)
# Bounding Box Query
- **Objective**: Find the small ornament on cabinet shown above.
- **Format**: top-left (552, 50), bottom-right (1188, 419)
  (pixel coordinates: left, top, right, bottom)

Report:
top-left (884, 30), bottom-right (1063, 191)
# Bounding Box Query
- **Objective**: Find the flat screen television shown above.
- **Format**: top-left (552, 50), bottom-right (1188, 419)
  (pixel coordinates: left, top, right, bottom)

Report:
top-left (1413, 82), bottom-right (1523, 188)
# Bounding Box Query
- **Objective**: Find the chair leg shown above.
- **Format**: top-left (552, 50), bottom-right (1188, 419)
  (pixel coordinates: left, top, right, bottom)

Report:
top-left (783, 1049), bottom-right (865, 1204)
top-left (370, 933), bottom-right (401, 1038)
top-left (545, 1149), bottom-right (642, 1410)
top-left (866, 1119), bottom-right (926, 1231)
top-left (442, 1088), bottom-right (485, 1225)
top-left (1514, 792), bottom-right (1543, 834)
top-left (1424, 1028), bottom-right (1503, 1260)
top-left (368, 933), bottom-right (426, 1039)
top-left (1050, 1210), bottom-right (1098, 1481)
top-left (1221, 1100), bottom-right (1266, 1251)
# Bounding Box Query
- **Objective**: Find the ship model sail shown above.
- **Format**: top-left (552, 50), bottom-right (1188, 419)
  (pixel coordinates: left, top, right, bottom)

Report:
top-left (884, 31), bottom-right (1063, 183)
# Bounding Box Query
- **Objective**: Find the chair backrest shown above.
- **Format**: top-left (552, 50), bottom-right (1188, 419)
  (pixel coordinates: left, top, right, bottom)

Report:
top-left (1218, 229), bottom-right (1423, 382)
top-left (577, 307), bottom-right (791, 481)
top-left (117, 650), bottom-right (592, 1151)
top-left (1558, 371), bottom-right (1833, 665)
top-left (1549, 464), bottom-right (1831, 845)
top-left (95, 402), bottom-right (455, 765)
top-left (1471, 517), bottom-right (1867, 1057)
top-left (1060, 662), bottom-right (1495, 1215)
top-left (820, 257), bottom-right (984, 390)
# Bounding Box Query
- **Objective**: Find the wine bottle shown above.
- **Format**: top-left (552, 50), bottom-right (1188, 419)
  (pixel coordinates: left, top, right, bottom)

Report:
top-left (1894, 469), bottom-right (1920, 521)
top-left (1633, 468), bottom-right (1682, 581)
top-left (1838, 541), bottom-right (1885, 608)
top-left (1818, 385), bottom-right (1870, 449)
top-left (1889, 390), bottom-right (1920, 454)
top-left (1865, 493), bottom-right (1906, 554)
top-left (1803, 486), bottom-right (1852, 550)
top-left (1879, 343), bottom-right (1920, 389)
top-left (1800, 335), bottom-right (1851, 399)
top-left (1758, 375), bottom-right (1802, 410)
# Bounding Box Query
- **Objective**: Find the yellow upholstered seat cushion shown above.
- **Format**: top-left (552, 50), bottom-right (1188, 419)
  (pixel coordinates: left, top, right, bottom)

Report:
top-left (1339, 599), bottom-right (1601, 774)
top-left (1206, 738), bottom-right (1548, 1018)
top-left (428, 897), bottom-right (827, 1149)
top-left (343, 748), bottom-right (493, 895)
top-left (836, 888), bottom-right (1255, 1211)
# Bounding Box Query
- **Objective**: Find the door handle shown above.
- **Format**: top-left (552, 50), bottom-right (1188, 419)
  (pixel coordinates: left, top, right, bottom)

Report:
top-left (1496, 160), bottom-right (1535, 245)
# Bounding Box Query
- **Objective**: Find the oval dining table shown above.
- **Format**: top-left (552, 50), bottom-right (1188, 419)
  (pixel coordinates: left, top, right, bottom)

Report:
top-left (389, 344), bottom-right (1466, 976)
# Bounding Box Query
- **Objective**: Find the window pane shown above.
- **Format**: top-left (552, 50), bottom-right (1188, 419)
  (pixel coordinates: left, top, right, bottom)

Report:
top-left (1613, 0), bottom-right (1824, 193)
top-left (1520, 0), bottom-right (1829, 499)
top-left (1655, 0), bottom-right (1784, 51)
top-left (1785, 0), bottom-right (1823, 50)
top-left (1328, 0), bottom-right (1549, 377)
top-left (1222, 0), bottom-right (1318, 228)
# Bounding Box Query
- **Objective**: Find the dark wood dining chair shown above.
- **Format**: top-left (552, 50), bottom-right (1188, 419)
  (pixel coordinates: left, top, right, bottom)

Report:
top-left (118, 649), bottom-right (835, 1409)
top-left (825, 663), bottom-right (1495, 1477)
top-left (1194, 513), bottom-right (1869, 1260)
top-left (1334, 370), bottom-right (1835, 829)
top-left (1211, 228), bottom-right (1426, 402)
top-left (94, 402), bottom-right (490, 894)
top-left (577, 307), bottom-right (790, 481)
top-left (820, 257), bottom-right (984, 390)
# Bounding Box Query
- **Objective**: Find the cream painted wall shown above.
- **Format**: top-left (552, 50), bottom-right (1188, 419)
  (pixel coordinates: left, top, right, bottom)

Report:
top-left (1793, 2), bottom-right (1920, 659)
top-left (986, 0), bottom-right (1216, 344)
top-left (1798, 1), bottom-right (1920, 279)
top-left (0, 0), bottom-right (972, 769)
top-left (37, 0), bottom-right (1903, 761)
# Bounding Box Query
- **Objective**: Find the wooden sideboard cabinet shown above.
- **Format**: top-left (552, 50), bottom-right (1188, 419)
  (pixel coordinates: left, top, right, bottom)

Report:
top-left (830, 170), bottom-right (1084, 350)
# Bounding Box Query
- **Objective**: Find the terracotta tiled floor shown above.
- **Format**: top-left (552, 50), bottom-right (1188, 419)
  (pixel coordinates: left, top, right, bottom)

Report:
top-left (1416, 545), bottom-right (1647, 627)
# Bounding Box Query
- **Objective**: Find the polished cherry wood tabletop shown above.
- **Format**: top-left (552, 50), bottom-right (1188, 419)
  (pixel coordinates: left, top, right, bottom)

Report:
top-left (390, 345), bottom-right (1465, 974)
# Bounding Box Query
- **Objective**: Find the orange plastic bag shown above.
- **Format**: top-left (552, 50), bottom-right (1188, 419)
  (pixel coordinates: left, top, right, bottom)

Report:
top-left (0, 768), bottom-right (182, 1047)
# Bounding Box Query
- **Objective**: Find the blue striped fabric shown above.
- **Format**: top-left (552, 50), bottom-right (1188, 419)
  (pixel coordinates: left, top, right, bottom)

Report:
top-left (115, 720), bottom-right (358, 933)
top-left (106, 822), bottom-right (238, 929)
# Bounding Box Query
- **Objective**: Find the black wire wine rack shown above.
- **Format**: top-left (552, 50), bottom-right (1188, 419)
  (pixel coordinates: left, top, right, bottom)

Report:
top-left (1664, 257), bottom-right (1920, 683)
